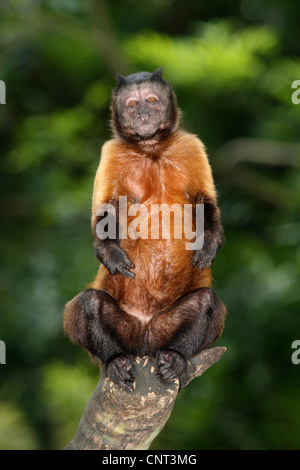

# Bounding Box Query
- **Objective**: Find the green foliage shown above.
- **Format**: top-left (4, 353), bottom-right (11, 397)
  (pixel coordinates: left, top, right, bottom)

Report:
top-left (41, 362), bottom-right (98, 449)
top-left (0, 0), bottom-right (299, 450)
top-left (0, 403), bottom-right (38, 450)
top-left (124, 22), bottom-right (278, 87)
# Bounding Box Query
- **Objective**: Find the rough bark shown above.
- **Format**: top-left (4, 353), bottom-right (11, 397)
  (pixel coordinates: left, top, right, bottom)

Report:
top-left (65, 347), bottom-right (226, 450)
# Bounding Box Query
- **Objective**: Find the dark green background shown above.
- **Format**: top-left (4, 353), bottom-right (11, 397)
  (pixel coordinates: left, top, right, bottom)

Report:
top-left (0, 0), bottom-right (299, 449)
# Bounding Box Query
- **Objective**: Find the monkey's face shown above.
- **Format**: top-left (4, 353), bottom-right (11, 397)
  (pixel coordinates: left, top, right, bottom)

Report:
top-left (116, 83), bottom-right (171, 140)
top-left (111, 70), bottom-right (179, 144)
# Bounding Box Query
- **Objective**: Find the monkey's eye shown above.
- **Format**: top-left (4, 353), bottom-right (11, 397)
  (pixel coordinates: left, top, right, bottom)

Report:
top-left (127, 100), bottom-right (138, 107)
top-left (146, 97), bottom-right (158, 103)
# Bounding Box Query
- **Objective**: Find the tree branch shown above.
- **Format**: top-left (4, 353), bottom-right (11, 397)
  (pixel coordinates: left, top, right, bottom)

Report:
top-left (214, 138), bottom-right (300, 206)
top-left (65, 347), bottom-right (226, 450)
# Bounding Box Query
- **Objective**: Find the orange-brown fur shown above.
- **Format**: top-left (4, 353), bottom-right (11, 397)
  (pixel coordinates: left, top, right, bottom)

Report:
top-left (90, 129), bottom-right (217, 323)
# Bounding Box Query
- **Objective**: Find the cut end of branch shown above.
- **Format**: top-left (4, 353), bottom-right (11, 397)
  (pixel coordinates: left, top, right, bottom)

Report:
top-left (180, 346), bottom-right (227, 388)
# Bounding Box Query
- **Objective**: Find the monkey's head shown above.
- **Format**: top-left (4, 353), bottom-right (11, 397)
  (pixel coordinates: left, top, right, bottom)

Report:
top-left (111, 68), bottom-right (180, 144)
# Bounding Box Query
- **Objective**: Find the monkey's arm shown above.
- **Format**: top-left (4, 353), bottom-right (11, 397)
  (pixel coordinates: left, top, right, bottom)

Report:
top-left (92, 141), bottom-right (134, 278)
top-left (192, 193), bottom-right (224, 269)
top-left (189, 138), bottom-right (224, 268)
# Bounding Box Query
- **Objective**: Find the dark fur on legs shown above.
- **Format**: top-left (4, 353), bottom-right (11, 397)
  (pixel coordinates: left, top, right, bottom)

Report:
top-left (64, 287), bottom-right (226, 390)
top-left (64, 289), bottom-right (142, 391)
top-left (152, 287), bottom-right (226, 381)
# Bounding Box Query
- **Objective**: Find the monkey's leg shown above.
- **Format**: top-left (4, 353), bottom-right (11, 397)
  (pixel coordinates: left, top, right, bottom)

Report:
top-left (152, 287), bottom-right (226, 382)
top-left (192, 194), bottom-right (224, 269)
top-left (94, 200), bottom-right (135, 278)
top-left (64, 289), bottom-right (141, 391)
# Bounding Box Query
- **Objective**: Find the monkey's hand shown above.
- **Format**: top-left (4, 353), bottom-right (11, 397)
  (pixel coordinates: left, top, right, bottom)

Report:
top-left (155, 350), bottom-right (186, 383)
top-left (95, 242), bottom-right (135, 278)
top-left (192, 232), bottom-right (224, 269)
top-left (105, 354), bottom-right (135, 392)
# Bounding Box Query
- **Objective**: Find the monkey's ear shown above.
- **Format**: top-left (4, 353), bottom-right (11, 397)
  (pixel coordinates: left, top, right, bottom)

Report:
top-left (115, 73), bottom-right (127, 87)
top-left (150, 68), bottom-right (163, 82)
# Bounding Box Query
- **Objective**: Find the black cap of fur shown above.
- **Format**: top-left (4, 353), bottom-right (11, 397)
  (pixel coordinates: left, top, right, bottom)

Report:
top-left (115, 68), bottom-right (165, 91)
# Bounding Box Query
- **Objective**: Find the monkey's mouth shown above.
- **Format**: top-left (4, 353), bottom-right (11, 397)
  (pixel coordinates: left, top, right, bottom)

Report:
top-left (133, 121), bottom-right (162, 139)
top-left (136, 128), bottom-right (160, 140)
top-left (138, 120), bottom-right (155, 128)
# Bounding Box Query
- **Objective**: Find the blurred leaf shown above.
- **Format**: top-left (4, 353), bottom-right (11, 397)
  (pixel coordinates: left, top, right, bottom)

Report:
top-left (41, 362), bottom-right (98, 449)
top-left (0, 402), bottom-right (38, 450)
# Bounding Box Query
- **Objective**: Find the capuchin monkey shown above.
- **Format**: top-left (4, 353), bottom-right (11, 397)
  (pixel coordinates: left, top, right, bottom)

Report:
top-left (64, 68), bottom-right (226, 391)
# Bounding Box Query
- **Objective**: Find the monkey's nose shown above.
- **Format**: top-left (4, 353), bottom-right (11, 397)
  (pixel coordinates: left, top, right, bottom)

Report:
top-left (138, 107), bottom-right (150, 122)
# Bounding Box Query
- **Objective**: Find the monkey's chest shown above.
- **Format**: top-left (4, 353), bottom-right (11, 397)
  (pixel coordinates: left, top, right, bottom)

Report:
top-left (119, 160), bottom-right (190, 204)
top-left (104, 158), bottom-right (200, 315)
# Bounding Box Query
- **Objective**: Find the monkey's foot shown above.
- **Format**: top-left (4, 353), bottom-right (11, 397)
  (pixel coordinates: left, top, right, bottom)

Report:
top-left (105, 355), bottom-right (135, 392)
top-left (155, 350), bottom-right (186, 383)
